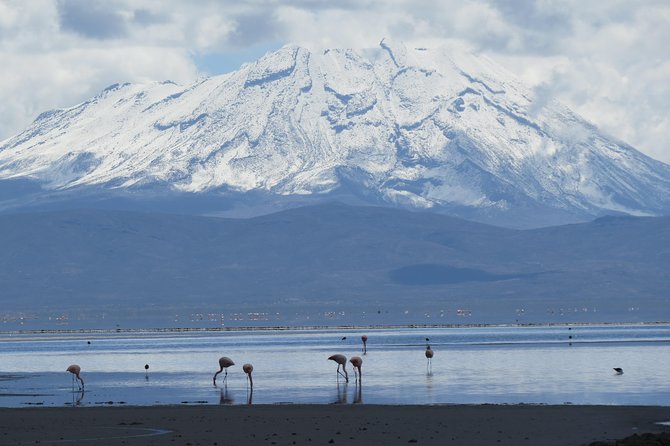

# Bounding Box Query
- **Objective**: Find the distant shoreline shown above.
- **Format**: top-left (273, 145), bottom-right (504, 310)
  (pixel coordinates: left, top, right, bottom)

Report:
top-left (1, 320), bottom-right (669, 336)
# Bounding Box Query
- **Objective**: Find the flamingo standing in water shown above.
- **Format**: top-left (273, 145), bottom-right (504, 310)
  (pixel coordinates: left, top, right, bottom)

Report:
top-left (349, 356), bottom-right (362, 382)
top-left (425, 345), bottom-right (434, 373)
top-left (243, 363), bottom-right (254, 390)
top-left (66, 364), bottom-right (84, 390)
top-left (328, 354), bottom-right (349, 383)
top-left (213, 357), bottom-right (235, 385)
top-left (361, 335), bottom-right (368, 354)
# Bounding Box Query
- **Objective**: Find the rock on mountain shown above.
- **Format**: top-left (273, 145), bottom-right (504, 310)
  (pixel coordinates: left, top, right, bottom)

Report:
top-left (1, 40), bottom-right (669, 227)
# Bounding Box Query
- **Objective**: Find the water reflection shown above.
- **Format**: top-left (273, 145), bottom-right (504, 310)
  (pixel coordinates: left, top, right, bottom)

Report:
top-left (353, 382), bottom-right (363, 404)
top-left (69, 389), bottom-right (84, 406)
top-left (219, 385), bottom-right (234, 405)
top-left (425, 370), bottom-right (434, 401)
top-left (332, 381), bottom-right (348, 404)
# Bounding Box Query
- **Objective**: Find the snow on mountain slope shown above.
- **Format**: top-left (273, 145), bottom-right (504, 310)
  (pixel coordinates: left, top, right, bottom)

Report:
top-left (1, 39), bottom-right (669, 227)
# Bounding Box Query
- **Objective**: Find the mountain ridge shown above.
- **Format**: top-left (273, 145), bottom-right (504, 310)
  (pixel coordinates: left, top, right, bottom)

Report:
top-left (0, 203), bottom-right (668, 327)
top-left (1, 40), bottom-right (669, 228)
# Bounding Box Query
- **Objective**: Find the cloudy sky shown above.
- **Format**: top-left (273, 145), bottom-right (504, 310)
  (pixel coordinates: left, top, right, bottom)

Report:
top-left (1, 0), bottom-right (668, 162)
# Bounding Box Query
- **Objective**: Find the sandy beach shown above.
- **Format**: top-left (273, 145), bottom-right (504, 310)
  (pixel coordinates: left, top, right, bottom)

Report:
top-left (0, 404), bottom-right (668, 446)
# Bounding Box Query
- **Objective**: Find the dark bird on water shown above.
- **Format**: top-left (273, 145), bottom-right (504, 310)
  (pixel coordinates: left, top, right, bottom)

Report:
top-left (613, 367), bottom-right (623, 375)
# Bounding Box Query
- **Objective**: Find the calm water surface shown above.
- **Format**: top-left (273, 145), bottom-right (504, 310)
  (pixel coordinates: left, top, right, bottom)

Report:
top-left (0, 324), bottom-right (669, 407)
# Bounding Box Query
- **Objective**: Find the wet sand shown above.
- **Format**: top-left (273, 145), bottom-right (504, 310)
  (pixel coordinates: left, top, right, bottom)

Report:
top-left (0, 404), bottom-right (668, 446)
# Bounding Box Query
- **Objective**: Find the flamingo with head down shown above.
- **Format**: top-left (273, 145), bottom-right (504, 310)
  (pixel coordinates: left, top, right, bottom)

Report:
top-left (243, 363), bottom-right (254, 390)
top-left (349, 356), bottom-right (362, 382)
top-left (66, 364), bottom-right (84, 390)
top-left (328, 354), bottom-right (349, 383)
top-left (213, 357), bottom-right (235, 386)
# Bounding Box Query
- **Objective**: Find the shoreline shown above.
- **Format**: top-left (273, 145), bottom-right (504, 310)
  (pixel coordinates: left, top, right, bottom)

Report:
top-left (2, 320), bottom-right (669, 336)
top-left (1, 403), bottom-right (669, 445)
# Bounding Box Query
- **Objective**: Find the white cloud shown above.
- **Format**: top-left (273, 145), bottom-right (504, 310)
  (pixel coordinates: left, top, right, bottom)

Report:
top-left (0, 0), bottom-right (668, 164)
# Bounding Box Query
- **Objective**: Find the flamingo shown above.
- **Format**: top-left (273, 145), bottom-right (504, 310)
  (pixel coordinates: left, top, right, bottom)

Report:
top-left (66, 364), bottom-right (84, 390)
top-left (349, 356), bottom-right (362, 382)
top-left (243, 363), bottom-right (254, 390)
top-left (328, 354), bottom-right (349, 383)
top-left (213, 357), bottom-right (235, 385)
top-left (425, 345), bottom-right (434, 372)
top-left (361, 335), bottom-right (368, 354)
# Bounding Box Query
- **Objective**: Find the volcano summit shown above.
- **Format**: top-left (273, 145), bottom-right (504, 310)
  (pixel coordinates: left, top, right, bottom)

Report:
top-left (1, 40), bottom-right (668, 227)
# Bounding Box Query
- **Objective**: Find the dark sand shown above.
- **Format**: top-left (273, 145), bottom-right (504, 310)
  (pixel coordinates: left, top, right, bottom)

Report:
top-left (0, 404), bottom-right (668, 446)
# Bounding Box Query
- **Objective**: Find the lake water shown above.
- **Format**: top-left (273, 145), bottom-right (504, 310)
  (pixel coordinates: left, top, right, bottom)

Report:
top-left (1, 324), bottom-right (669, 407)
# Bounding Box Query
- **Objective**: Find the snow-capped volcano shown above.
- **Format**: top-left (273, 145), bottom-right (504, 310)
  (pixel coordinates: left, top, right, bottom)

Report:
top-left (1, 40), bottom-right (669, 227)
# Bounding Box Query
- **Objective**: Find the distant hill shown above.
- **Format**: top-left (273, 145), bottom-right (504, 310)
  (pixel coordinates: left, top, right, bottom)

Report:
top-left (0, 204), bottom-right (668, 327)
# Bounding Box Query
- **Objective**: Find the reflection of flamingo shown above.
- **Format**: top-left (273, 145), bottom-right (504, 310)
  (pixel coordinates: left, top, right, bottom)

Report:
top-left (328, 354), bottom-right (349, 383)
top-left (425, 345), bottom-right (434, 373)
top-left (73, 388), bottom-right (85, 406)
top-left (243, 363), bottom-right (254, 390)
top-left (349, 356), bottom-right (362, 382)
top-left (66, 364), bottom-right (84, 390)
top-left (213, 357), bottom-right (235, 386)
top-left (361, 335), bottom-right (368, 354)
top-left (333, 380), bottom-right (348, 404)
top-left (353, 382), bottom-right (363, 404)
top-left (219, 386), bottom-right (234, 405)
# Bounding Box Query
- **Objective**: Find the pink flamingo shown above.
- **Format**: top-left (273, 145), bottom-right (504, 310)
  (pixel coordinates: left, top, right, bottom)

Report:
top-left (213, 357), bottom-right (234, 385)
top-left (328, 354), bottom-right (349, 383)
top-left (349, 356), bottom-right (362, 382)
top-left (243, 363), bottom-right (254, 390)
top-left (361, 335), bottom-right (368, 354)
top-left (66, 364), bottom-right (84, 390)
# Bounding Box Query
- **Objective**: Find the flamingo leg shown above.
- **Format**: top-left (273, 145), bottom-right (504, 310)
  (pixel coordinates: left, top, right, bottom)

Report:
top-left (336, 365), bottom-right (348, 383)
